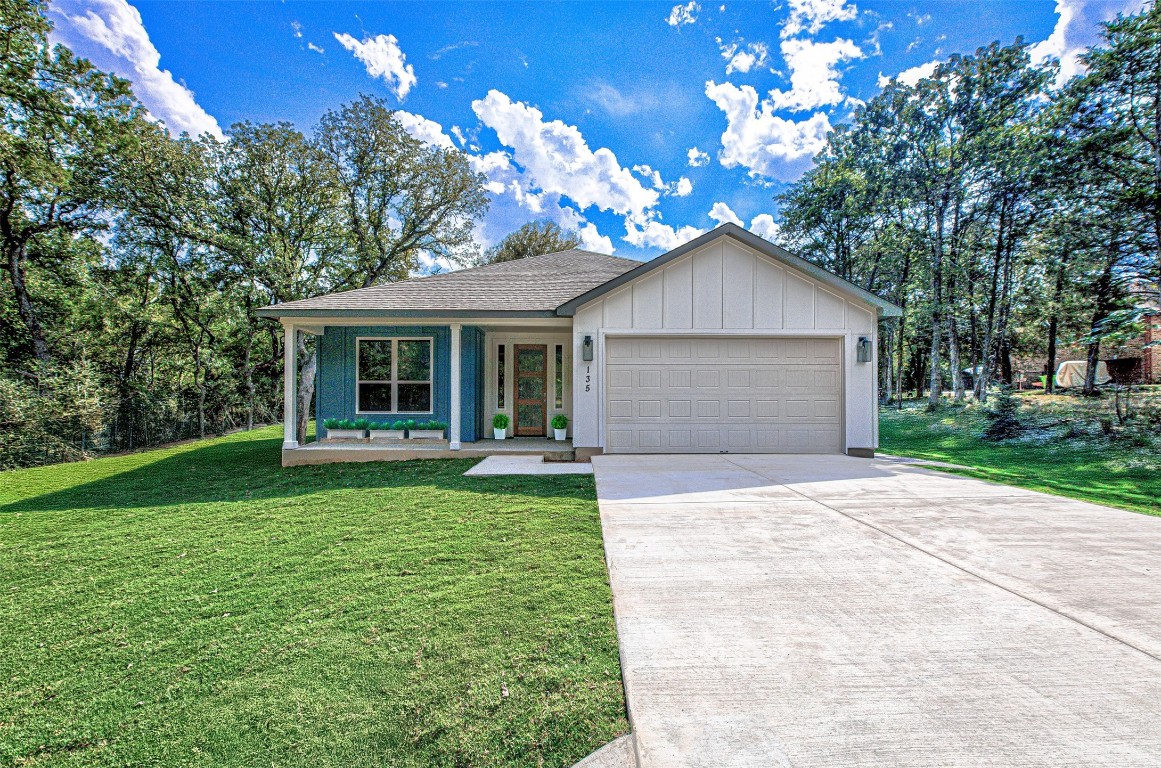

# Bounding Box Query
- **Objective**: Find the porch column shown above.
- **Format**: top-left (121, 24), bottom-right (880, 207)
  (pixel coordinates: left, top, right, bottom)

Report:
top-left (449, 323), bottom-right (462, 449)
top-left (283, 323), bottom-right (298, 449)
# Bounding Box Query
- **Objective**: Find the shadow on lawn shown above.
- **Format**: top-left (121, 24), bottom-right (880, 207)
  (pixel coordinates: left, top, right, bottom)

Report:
top-left (2, 434), bottom-right (595, 513)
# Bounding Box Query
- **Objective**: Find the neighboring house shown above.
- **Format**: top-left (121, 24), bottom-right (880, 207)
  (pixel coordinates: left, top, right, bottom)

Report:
top-left (257, 224), bottom-right (902, 462)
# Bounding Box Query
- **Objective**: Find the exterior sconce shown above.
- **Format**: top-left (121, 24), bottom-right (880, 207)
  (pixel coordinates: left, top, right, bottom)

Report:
top-left (582, 335), bottom-right (594, 362)
top-left (856, 336), bottom-right (872, 363)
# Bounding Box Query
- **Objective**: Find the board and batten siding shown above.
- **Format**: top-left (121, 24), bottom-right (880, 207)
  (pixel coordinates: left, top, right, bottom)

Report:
top-left (571, 236), bottom-right (879, 453)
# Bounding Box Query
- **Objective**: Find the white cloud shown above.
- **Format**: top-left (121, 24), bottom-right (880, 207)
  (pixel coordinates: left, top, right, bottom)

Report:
top-left (632, 164), bottom-right (692, 197)
top-left (1030, 0), bottom-right (1145, 85)
top-left (291, 20), bottom-right (303, 38)
top-left (633, 164), bottom-right (667, 190)
top-left (749, 213), bottom-right (781, 241)
top-left (781, 0), bottom-right (858, 39)
top-left (307, 42), bottom-right (324, 55)
top-left (61, 0), bottom-right (222, 138)
top-left (674, 177), bottom-right (693, 197)
top-left (667, 1), bottom-right (700, 26)
top-left (416, 250), bottom-right (460, 274)
top-left (769, 37), bottom-right (863, 111)
top-left (718, 39), bottom-right (770, 75)
top-left (624, 217), bottom-right (705, 251)
top-left (472, 90), bottom-right (659, 221)
top-left (333, 32), bottom-right (416, 100)
top-left (705, 80), bottom-right (832, 179)
top-left (687, 147), bottom-right (711, 167)
top-left (708, 201), bottom-right (744, 226)
top-left (393, 110), bottom-right (456, 150)
top-left (877, 59), bottom-right (939, 89)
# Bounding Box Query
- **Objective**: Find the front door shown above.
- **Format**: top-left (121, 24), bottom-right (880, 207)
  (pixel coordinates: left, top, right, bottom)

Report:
top-left (514, 344), bottom-right (547, 436)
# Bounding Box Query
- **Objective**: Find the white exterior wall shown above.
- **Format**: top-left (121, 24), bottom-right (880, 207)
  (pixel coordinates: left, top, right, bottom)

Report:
top-left (571, 236), bottom-right (879, 453)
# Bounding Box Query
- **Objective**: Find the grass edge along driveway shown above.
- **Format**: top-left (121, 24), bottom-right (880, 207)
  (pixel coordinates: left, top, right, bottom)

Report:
top-left (0, 426), bottom-right (627, 767)
top-left (879, 406), bottom-right (1160, 517)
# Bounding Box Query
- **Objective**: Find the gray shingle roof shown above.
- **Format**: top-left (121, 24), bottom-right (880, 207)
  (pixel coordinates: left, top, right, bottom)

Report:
top-left (255, 250), bottom-right (640, 318)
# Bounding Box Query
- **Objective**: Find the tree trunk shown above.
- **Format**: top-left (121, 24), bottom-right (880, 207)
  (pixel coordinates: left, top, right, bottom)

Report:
top-left (295, 331), bottom-right (317, 445)
top-left (5, 243), bottom-right (51, 364)
top-left (1044, 248), bottom-right (1070, 394)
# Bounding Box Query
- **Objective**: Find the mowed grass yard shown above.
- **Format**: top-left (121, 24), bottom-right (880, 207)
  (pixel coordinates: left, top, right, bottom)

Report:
top-left (0, 427), bottom-right (627, 767)
top-left (879, 399), bottom-right (1161, 517)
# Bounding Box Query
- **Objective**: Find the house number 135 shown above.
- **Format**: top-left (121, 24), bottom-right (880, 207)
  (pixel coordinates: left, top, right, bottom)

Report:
top-left (585, 365), bottom-right (591, 392)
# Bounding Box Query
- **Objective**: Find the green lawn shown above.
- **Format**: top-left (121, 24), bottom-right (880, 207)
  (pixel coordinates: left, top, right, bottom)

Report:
top-left (879, 404), bottom-right (1161, 516)
top-left (0, 427), bottom-right (626, 767)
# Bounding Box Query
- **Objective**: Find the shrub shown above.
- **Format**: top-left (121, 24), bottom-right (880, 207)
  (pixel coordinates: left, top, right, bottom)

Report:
top-left (390, 420), bottom-right (408, 431)
top-left (551, 414), bottom-right (568, 430)
top-left (414, 420), bottom-right (447, 431)
top-left (983, 385), bottom-right (1023, 440)
top-left (492, 413), bottom-right (510, 430)
top-left (353, 418), bottom-right (372, 431)
top-left (323, 419), bottom-right (362, 431)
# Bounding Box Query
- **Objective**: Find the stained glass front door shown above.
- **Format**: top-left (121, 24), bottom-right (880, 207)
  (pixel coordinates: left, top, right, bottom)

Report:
top-left (514, 344), bottom-right (547, 436)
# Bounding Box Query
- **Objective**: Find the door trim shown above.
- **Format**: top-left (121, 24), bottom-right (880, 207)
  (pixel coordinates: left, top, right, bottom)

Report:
top-left (514, 344), bottom-right (548, 436)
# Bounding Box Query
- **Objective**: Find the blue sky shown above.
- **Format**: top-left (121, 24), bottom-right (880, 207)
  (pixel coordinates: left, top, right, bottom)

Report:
top-left (51, 0), bottom-right (1143, 265)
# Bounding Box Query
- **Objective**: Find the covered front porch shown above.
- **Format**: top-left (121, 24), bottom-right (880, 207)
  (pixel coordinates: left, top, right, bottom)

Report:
top-left (279, 317), bottom-right (575, 465)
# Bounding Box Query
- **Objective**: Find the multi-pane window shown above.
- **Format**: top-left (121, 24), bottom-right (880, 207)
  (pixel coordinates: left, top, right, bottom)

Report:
top-left (554, 345), bottom-right (564, 408)
top-left (357, 338), bottom-right (432, 413)
top-left (497, 344), bottom-right (505, 409)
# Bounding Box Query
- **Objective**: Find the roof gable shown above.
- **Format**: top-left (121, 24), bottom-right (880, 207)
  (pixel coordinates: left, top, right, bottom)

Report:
top-left (556, 224), bottom-right (903, 318)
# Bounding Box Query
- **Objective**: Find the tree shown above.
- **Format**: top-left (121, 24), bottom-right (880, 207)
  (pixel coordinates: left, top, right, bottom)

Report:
top-left (483, 220), bottom-right (583, 264)
top-left (0, 0), bottom-right (142, 365)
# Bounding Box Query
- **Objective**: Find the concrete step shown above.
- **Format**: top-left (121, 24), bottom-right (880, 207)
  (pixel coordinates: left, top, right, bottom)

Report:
top-left (571, 734), bottom-right (637, 768)
top-left (544, 449), bottom-right (577, 462)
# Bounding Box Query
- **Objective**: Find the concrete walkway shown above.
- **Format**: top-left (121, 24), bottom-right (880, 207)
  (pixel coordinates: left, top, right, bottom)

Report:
top-left (591, 454), bottom-right (1161, 767)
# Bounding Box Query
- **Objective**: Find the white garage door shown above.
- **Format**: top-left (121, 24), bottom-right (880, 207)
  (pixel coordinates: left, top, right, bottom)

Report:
top-left (605, 336), bottom-right (842, 454)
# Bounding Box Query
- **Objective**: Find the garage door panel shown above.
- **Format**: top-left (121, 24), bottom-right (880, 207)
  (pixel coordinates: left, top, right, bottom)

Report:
top-left (605, 335), bottom-right (842, 454)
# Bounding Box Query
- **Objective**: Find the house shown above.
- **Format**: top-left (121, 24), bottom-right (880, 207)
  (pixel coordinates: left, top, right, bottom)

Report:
top-left (256, 224), bottom-right (903, 465)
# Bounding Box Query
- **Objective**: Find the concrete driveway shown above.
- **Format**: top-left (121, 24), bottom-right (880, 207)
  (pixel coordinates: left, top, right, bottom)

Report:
top-left (591, 454), bottom-right (1161, 767)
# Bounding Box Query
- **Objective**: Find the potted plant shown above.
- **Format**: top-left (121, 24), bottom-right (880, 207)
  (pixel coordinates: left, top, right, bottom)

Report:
top-left (551, 414), bottom-right (568, 441)
top-left (409, 420), bottom-right (447, 440)
top-left (322, 418), bottom-right (367, 441)
top-left (368, 419), bottom-right (407, 440)
top-left (492, 413), bottom-right (509, 440)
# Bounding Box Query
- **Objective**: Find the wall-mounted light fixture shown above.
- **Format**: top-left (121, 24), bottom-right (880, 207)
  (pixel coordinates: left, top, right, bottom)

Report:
top-left (582, 335), bottom-right (594, 362)
top-left (856, 336), bottom-right (872, 363)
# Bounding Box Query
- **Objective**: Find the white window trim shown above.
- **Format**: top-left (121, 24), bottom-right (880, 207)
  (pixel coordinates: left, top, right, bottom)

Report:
top-left (355, 336), bottom-right (435, 415)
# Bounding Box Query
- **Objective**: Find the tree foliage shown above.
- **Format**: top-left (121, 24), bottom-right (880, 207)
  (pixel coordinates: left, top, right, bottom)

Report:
top-left (483, 220), bottom-right (583, 264)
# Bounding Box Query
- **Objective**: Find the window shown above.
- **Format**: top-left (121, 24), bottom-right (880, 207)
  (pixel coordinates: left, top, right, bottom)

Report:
top-left (554, 344), bottom-right (563, 408)
top-left (497, 344), bottom-right (505, 409)
top-left (357, 338), bottom-right (432, 413)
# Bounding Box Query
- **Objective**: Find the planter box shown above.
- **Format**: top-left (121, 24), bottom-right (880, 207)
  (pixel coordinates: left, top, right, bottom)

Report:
top-left (325, 428), bottom-right (366, 441)
top-left (409, 429), bottom-right (445, 440)
top-left (493, 427), bottom-right (507, 440)
top-left (369, 429), bottom-right (406, 440)
top-left (554, 428), bottom-right (568, 441)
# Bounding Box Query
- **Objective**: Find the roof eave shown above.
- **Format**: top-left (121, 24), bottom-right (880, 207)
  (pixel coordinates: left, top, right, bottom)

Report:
top-left (253, 307), bottom-right (561, 320)
top-left (556, 223), bottom-right (904, 319)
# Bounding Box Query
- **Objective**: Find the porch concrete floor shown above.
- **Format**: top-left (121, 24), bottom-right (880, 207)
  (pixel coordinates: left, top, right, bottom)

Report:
top-left (282, 437), bottom-right (575, 466)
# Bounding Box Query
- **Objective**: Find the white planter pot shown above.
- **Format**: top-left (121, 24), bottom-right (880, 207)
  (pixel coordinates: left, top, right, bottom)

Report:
top-left (554, 428), bottom-right (568, 441)
top-left (493, 427), bottom-right (507, 440)
top-left (410, 429), bottom-right (445, 440)
top-left (369, 429), bottom-right (406, 440)
top-left (327, 428), bottom-right (365, 440)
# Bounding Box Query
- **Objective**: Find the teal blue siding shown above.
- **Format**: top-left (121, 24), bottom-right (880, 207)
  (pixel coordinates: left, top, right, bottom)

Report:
top-left (315, 324), bottom-right (490, 441)
top-left (460, 326), bottom-right (486, 442)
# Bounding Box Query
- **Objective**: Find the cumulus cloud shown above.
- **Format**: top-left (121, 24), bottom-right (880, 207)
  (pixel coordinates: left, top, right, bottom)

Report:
top-left (674, 177), bottom-right (693, 197)
top-left (472, 90), bottom-right (659, 221)
top-left (876, 59), bottom-right (939, 88)
top-left (705, 80), bottom-right (832, 179)
top-left (666, 1), bottom-right (700, 26)
top-left (307, 42), bottom-right (324, 54)
top-left (687, 147), bottom-right (711, 167)
top-left (749, 213), bottom-right (782, 241)
top-left (781, 0), bottom-right (858, 39)
top-left (393, 110), bottom-right (456, 150)
top-left (624, 217), bottom-right (706, 251)
top-left (633, 164), bottom-right (693, 197)
top-left (708, 201), bottom-right (744, 226)
top-left (333, 32), bottom-right (416, 100)
top-left (718, 39), bottom-right (770, 75)
top-left (60, 0), bottom-right (222, 138)
top-left (1030, 0), bottom-right (1145, 85)
top-left (769, 37), bottom-right (864, 111)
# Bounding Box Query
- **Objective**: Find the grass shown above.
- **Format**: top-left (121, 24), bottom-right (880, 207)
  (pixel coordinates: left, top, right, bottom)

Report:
top-left (879, 398), bottom-right (1161, 516)
top-left (0, 426), bottom-right (626, 767)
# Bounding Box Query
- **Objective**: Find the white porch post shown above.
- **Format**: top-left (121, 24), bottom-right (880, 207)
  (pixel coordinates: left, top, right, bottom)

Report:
top-left (283, 323), bottom-right (298, 449)
top-left (449, 323), bottom-right (462, 450)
